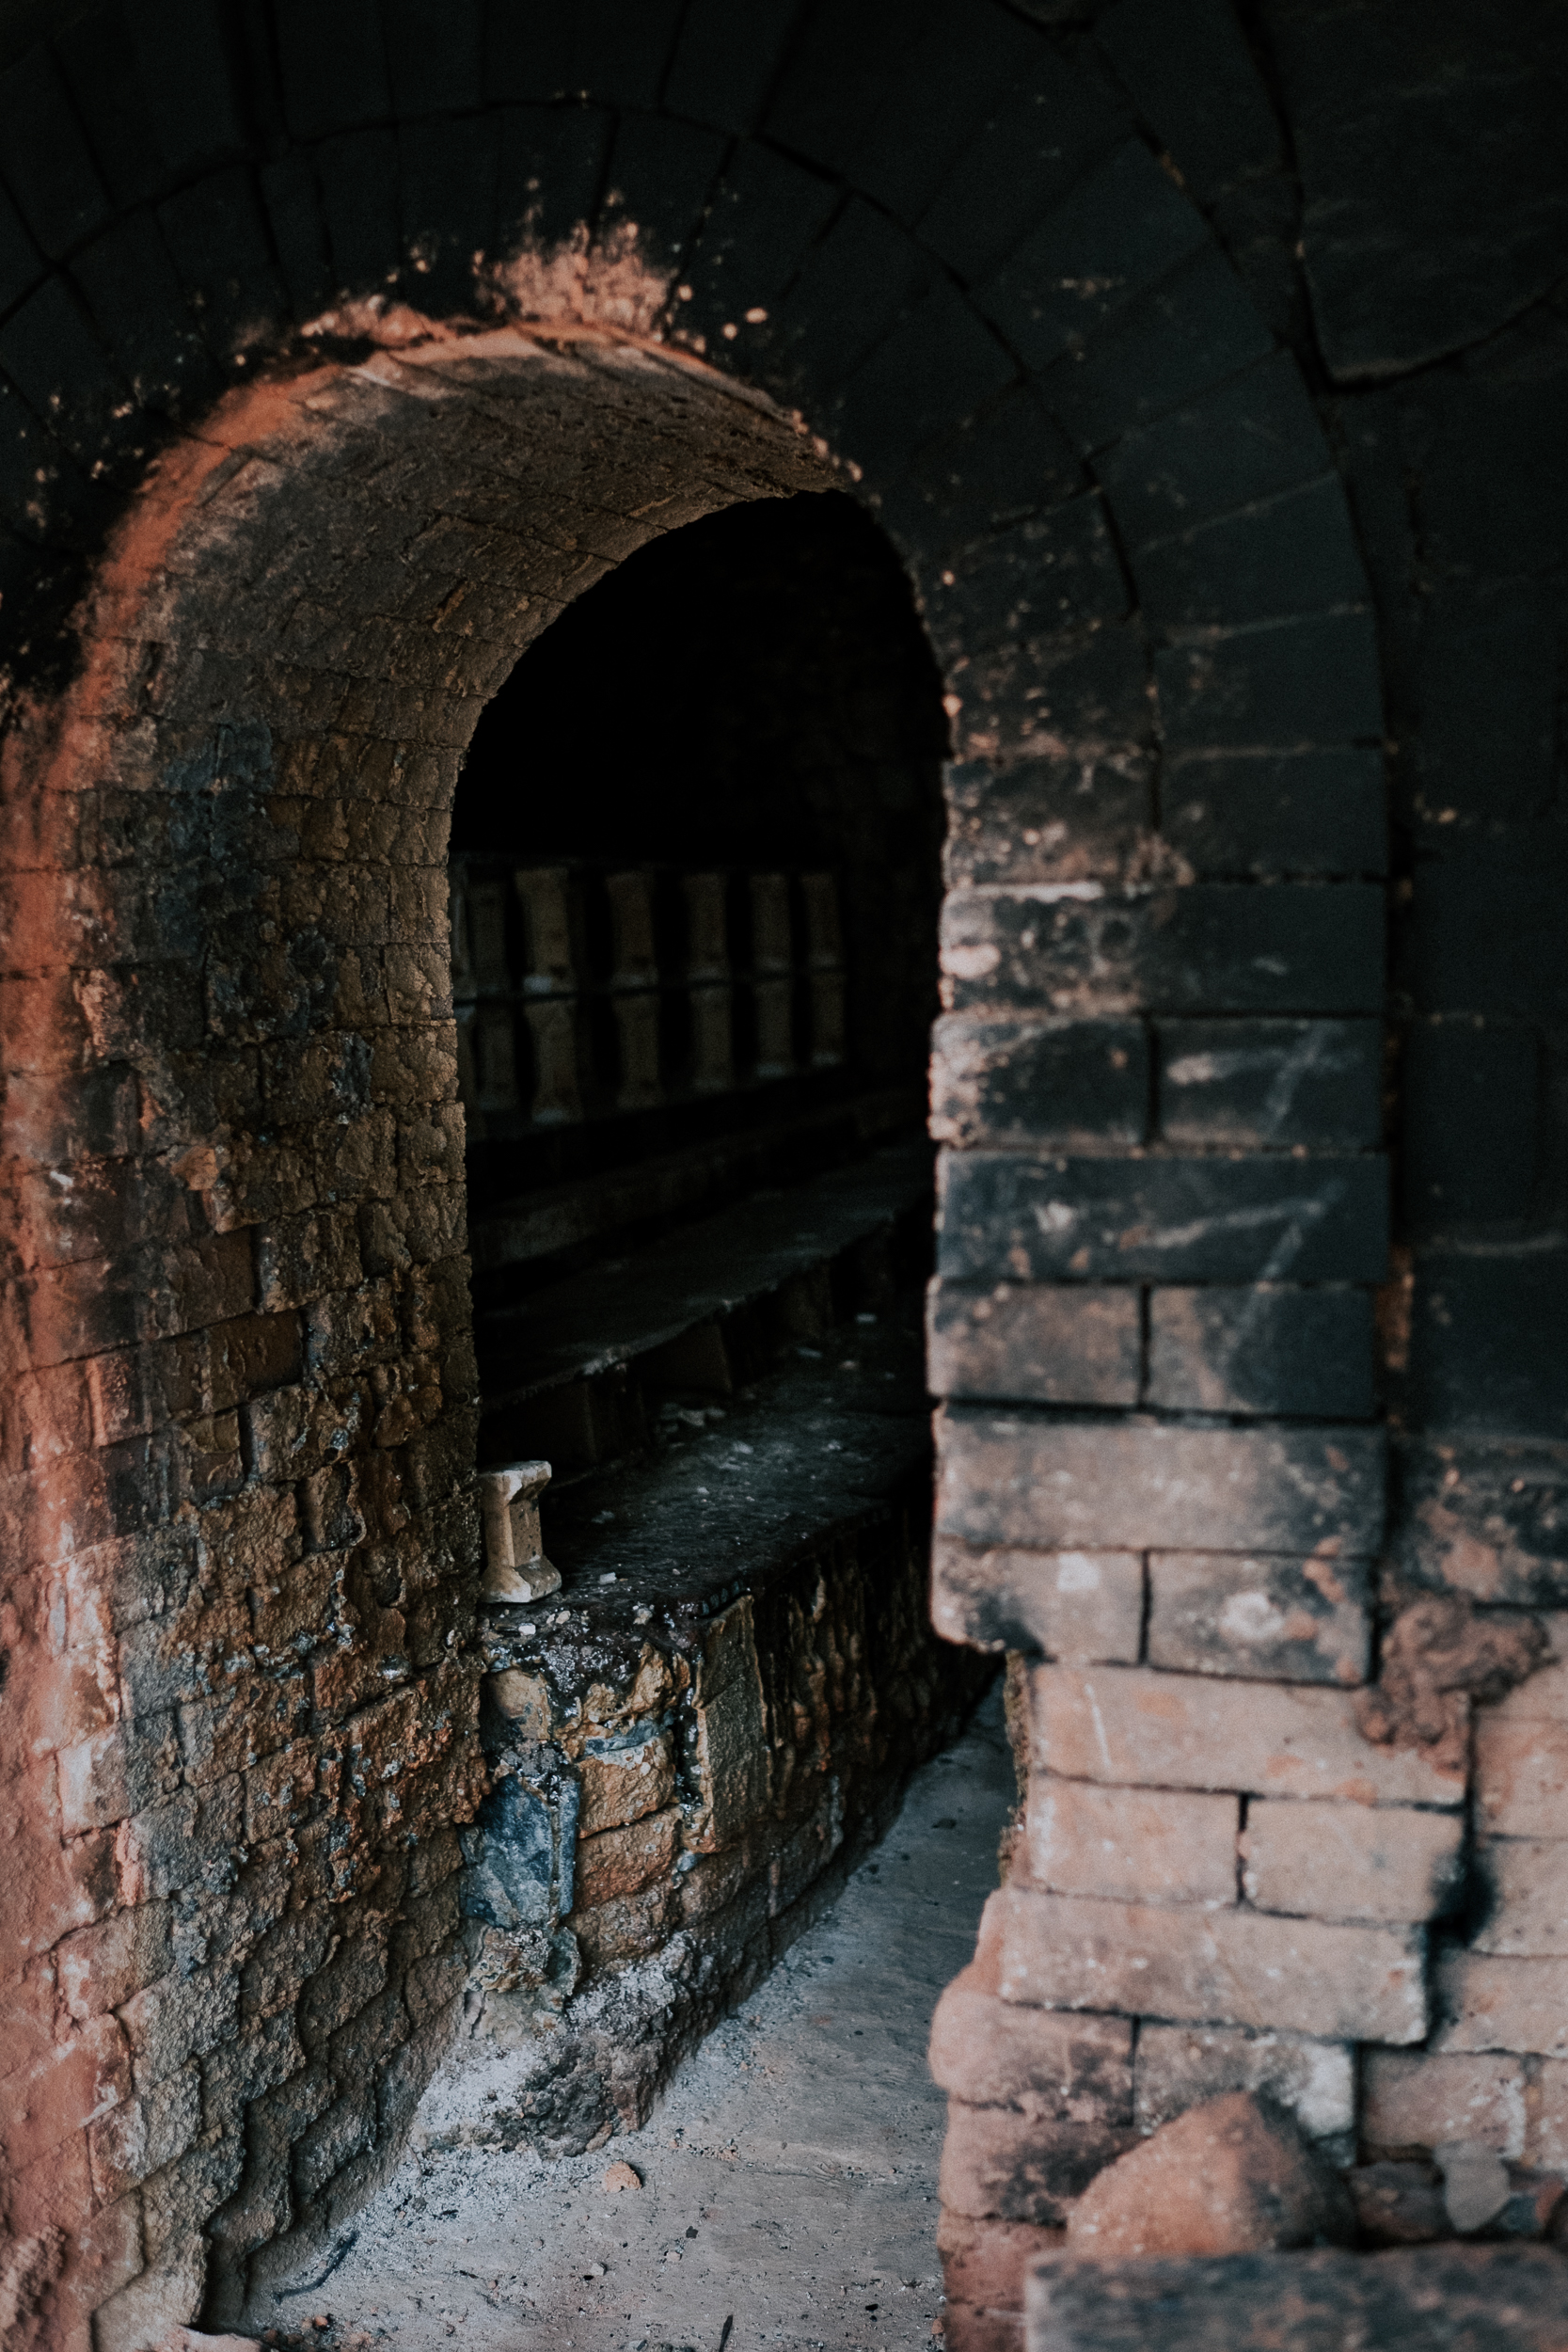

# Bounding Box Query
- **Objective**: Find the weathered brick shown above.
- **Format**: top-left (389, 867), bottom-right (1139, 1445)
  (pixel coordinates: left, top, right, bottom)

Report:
top-left (1146, 1287), bottom-right (1375, 1421)
top-left (1134, 2023), bottom-right (1354, 2147)
top-left (940, 2098), bottom-right (1137, 2225)
top-left (1475, 1840), bottom-right (1568, 1956)
top-left (929, 1014), bottom-right (1147, 1146)
top-left (929, 1962), bottom-right (1134, 2119)
top-left (927, 1281), bottom-right (1139, 1407)
top-left (1477, 1717), bottom-right (1568, 1839)
top-left (1435, 1954), bottom-right (1568, 2056)
top-left (1155, 1018), bottom-right (1383, 1149)
top-left (1481, 1618), bottom-right (1568, 1721)
top-left (574, 1806), bottom-right (681, 1905)
top-left (578, 1730), bottom-right (675, 1836)
top-left (1242, 1798), bottom-right (1463, 1924)
top-left (932, 1538), bottom-right (1144, 1662)
top-left (994, 1883), bottom-right (1427, 2042)
top-left (1027, 1663), bottom-right (1461, 1806)
top-left (1146, 1552), bottom-right (1370, 1685)
top-left (1023, 1777), bottom-right (1238, 1909)
top-left (87, 2062), bottom-right (201, 2201)
top-left (1363, 2050), bottom-right (1528, 2157)
top-left (938, 1412), bottom-right (1386, 1557)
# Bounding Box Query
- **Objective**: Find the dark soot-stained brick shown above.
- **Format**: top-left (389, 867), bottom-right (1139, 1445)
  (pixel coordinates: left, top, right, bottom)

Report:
top-left (1094, 350), bottom-right (1331, 547)
top-left (941, 752), bottom-right (1154, 891)
top-left (832, 281), bottom-right (1017, 484)
top-left (1268, 0), bottom-right (1568, 378)
top-left (484, 0), bottom-right (684, 108)
top-left (928, 1279), bottom-right (1141, 1407)
top-left (762, 198), bottom-right (934, 403)
top-left (953, 623), bottom-right (1151, 764)
top-left (493, 105), bottom-right (613, 255)
top-left (1157, 1019), bottom-right (1382, 1148)
top-left (1156, 612), bottom-right (1383, 750)
top-left (924, 494), bottom-right (1128, 660)
top-left (316, 127), bottom-right (402, 298)
top-left (1410, 1255), bottom-right (1568, 1441)
top-left (1146, 1549), bottom-right (1371, 1683)
top-left (1132, 474), bottom-right (1368, 632)
top-left (1415, 310), bottom-right (1568, 581)
top-left (917, 46), bottom-right (1129, 286)
top-left (1037, 244), bottom-right (1274, 455)
top-left (54, 7), bottom-right (164, 211)
top-left (674, 144), bottom-right (840, 351)
top-left (261, 153), bottom-right (333, 322)
top-left (1402, 1025), bottom-right (1540, 1229)
top-left (122, 0), bottom-right (248, 180)
top-left (383, 0), bottom-right (483, 118)
top-left (0, 374), bottom-right (99, 546)
top-left (1148, 1285), bottom-right (1376, 1419)
top-left (1093, 0), bottom-right (1281, 202)
top-left (0, 180), bottom-right (41, 318)
top-left (273, 0), bottom-right (391, 140)
top-left (761, 0), bottom-right (947, 181)
top-left (930, 1014), bottom-right (1148, 1147)
top-left (1408, 847), bottom-right (1568, 1017)
top-left (0, 278), bottom-right (135, 473)
top-left (71, 212), bottom-right (216, 413)
top-left (883, 384), bottom-right (1085, 554)
top-left (938, 1408), bottom-right (1386, 1555)
top-left (1411, 581), bottom-right (1559, 827)
top-left (1164, 750), bottom-right (1386, 879)
top-left (0, 47), bottom-right (110, 260)
top-left (938, 1152), bottom-right (1387, 1285)
top-left (599, 113), bottom-right (726, 277)
top-left (399, 116), bottom-right (498, 307)
top-left (663, 0), bottom-right (800, 130)
top-left (979, 140), bottom-right (1208, 373)
top-left (159, 169), bottom-right (286, 362)
top-left (844, 4), bottom-right (1069, 230)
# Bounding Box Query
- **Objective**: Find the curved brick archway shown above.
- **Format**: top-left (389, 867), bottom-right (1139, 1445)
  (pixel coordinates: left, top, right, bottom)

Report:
top-left (0, 8), bottom-right (1412, 2344)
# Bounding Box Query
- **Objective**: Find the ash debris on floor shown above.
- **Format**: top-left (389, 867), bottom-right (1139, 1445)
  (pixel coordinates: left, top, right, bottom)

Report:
top-left (249, 1686), bottom-right (1013, 2352)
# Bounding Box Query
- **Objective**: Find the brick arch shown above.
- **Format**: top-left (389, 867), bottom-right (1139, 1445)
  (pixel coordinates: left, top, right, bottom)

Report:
top-left (0, 8), bottom-right (1392, 2344)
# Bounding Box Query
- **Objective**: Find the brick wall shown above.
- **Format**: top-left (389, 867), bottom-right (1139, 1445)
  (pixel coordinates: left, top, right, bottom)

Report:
top-left (0, 2), bottom-right (1562, 2344)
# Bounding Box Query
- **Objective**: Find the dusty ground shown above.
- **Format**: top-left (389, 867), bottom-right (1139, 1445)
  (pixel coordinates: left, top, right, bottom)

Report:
top-left (247, 1682), bottom-right (1012, 2352)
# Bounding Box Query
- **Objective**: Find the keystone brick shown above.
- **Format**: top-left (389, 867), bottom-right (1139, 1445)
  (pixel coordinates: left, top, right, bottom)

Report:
top-left (1474, 1843), bottom-right (1568, 1956)
top-left (1134, 2023), bottom-right (1354, 2146)
top-left (1146, 1552), bottom-right (1371, 1685)
top-left (1241, 1799), bottom-right (1464, 1924)
top-left (1476, 1718), bottom-right (1568, 1840)
top-left (927, 1282), bottom-right (1140, 1407)
top-left (1026, 1663), bottom-right (1461, 1806)
top-left (937, 1412), bottom-right (1386, 1558)
top-left (1156, 1019), bottom-right (1382, 1149)
top-left (1022, 1776), bottom-right (1238, 1909)
top-left (929, 1016), bottom-right (1147, 1147)
top-left (1362, 2051), bottom-right (1528, 2158)
top-left (937, 1152), bottom-right (1388, 1284)
top-left (994, 1883), bottom-right (1428, 2042)
top-left (940, 2099), bottom-right (1138, 2225)
top-left (931, 1537), bottom-right (1144, 1662)
top-left (1435, 1954), bottom-right (1568, 2056)
top-left (1146, 1286), bottom-right (1375, 1420)
top-left (929, 1962), bottom-right (1134, 2118)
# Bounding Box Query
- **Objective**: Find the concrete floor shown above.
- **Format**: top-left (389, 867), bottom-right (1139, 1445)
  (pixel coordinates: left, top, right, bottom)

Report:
top-left (250, 1680), bottom-right (1013, 2352)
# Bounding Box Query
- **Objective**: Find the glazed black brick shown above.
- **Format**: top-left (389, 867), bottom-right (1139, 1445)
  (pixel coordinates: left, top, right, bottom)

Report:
top-left (844, 5), bottom-right (1056, 230)
top-left (1409, 847), bottom-right (1568, 1017)
top-left (1157, 1019), bottom-right (1382, 1148)
top-left (1156, 612), bottom-right (1383, 750)
top-left (0, 373), bottom-right (100, 546)
top-left (1147, 1284), bottom-right (1376, 1418)
top-left (1402, 1023), bottom-right (1539, 1227)
top-left (274, 0), bottom-right (392, 141)
top-left (832, 281), bottom-right (1017, 485)
top-left (762, 198), bottom-right (934, 405)
top-left (0, 46), bottom-right (111, 262)
top-left (930, 1015), bottom-right (1148, 1147)
top-left (261, 152), bottom-right (334, 322)
top-left (483, 0), bottom-right (684, 108)
top-left (71, 213), bottom-right (218, 415)
top-left (1164, 750), bottom-right (1386, 879)
top-left (119, 0), bottom-right (249, 183)
top-left (317, 127), bottom-right (403, 298)
top-left (1092, 0), bottom-right (1281, 203)
top-left (398, 116), bottom-right (498, 309)
top-left (55, 6), bottom-right (166, 213)
top-left (1132, 475), bottom-right (1368, 632)
top-left (383, 0), bottom-right (483, 119)
top-left (1411, 580), bottom-right (1557, 826)
top-left (941, 884), bottom-right (1384, 1016)
top-left (1038, 245), bottom-right (1274, 456)
top-left (1409, 1254), bottom-right (1568, 1442)
top-left (880, 385), bottom-right (1085, 558)
top-left (159, 168), bottom-right (286, 363)
top-left (0, 279), bottom-right (136, 474)
top-left (0, 182), bottom-right (42, 320)
top-left (493, 103), bottom-right (613, 255)
top-left (599, 113), bottom-right (727, 274)
top-left (663, 0), bottom-right (800, 130)
top-left (762, 0), bottom-right (949, 183)
top-left (1094, 350), bottom-right (1331, 547)
top-left (675, 144), bottom-right (839, 350)
top-left (916, 45), bottom-right (1127, 286)
top-left (978, 141), bottom-right (1207, 373)
top-left (937, 1152), bottom-right (1389, 1284)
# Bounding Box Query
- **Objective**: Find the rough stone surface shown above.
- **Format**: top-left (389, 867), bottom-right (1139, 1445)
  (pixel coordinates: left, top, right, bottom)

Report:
top-left (1063, 2092), bottom-right (1354, 2260)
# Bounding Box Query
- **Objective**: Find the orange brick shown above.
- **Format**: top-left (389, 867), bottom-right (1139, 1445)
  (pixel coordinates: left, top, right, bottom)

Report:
top-left (1024, 1776), bottom-right (1238, 1908)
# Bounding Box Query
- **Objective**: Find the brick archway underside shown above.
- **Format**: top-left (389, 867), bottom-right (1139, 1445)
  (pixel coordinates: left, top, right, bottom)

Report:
top-left (0, 13), bottom-right (1402, 2344)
